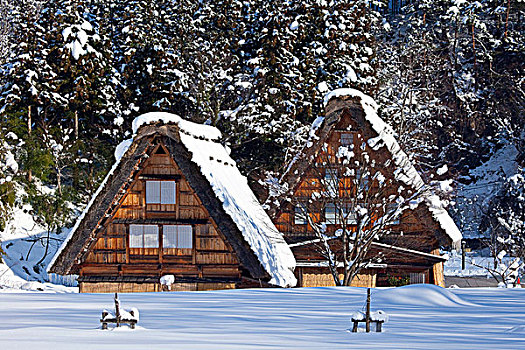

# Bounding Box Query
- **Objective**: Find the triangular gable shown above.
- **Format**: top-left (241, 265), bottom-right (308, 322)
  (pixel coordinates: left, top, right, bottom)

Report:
top-left (49, 114), bottom-right (296, 287)
top-left (267, 89), bottom-right (462, 248)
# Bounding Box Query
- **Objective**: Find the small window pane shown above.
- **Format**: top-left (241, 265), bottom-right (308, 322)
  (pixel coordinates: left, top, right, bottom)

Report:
top-left (325, 203), bottom-right (336, 224)
top-left (177, 225), bottom-right (193, 249)
top-left (146, 181), bottom-right (161, 203)
top-left (355, 170), bottom-right (369, 189)
top-left (161, 181), bottom-right (176, 204)
top-left (325, 169), bottom-right (338, 194)
top-left (343, 206), bottom-right (357, 224)
top-left (387, 204), bottom-right (400, 225)
top-left (143, 225), bottom-right (159, 248)
top-left (294, 205), bottom-right (307, 225)
top-left (129, 225), bottom-right (143, 248)
top-left (341, 133), bottom-right (353, 146)
top-left (163, 225), bottom-right (178, 248)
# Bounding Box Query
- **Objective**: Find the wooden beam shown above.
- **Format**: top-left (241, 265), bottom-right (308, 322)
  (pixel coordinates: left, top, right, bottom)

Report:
top-left (138, 174), bottom-right (182, 180)
top-left (113, 218), bottom-right (208, 225)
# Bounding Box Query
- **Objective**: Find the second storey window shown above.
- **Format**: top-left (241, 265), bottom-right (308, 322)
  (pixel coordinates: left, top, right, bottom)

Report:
top-left (146, 180), bottom-right (176, 204)
top-left (163, 225), bottom-right (193, 249)
top-left (340, 133), bottom-right (354, 146)
top-left (324, 169), bottom-right (339, 194)
top-left (325, 203), bottom-right (336, 224)
top-left (294, 204), bottom-right (307, 225)
top-left (129, 224), bottom-right (159, 248)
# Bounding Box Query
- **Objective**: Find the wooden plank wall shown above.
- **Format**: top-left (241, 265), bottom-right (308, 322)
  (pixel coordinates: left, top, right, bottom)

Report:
top-left (81, 147), bottom-right (241, 284)
top-left (297, 267), bottom-right (377, 288)
top-left (273, 113), bottom-right (445, 287)
top-left (79, 282), bottom-right (236, 293)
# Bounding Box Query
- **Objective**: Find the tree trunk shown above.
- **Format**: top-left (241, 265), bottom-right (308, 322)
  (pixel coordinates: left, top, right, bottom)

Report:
top-left (56, 166), bottom-right (62, 196)
top-left (27, 106), bottom-right (32, 182)
top-left (74, 110), bottom-right (79, 140)
top-left (505, 0), bottom-right (511, 38)
top-left (36, 229), bottom-right (50, 266)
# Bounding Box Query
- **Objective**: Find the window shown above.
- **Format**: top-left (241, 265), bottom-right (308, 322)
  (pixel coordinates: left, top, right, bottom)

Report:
top-left (324, 169), bottom-right (339, 194)
top-left (355, 169), bottom-right (369, 190)
top-left (343, 205), bottom-right (357, 225)
top-left (294, 205), bottom-right (307, 225)
top-left (386, 204), bottom-right (400, 225)
top-left (146, 181), bottom-right (176, 204)
top-left (340, 133), bottom-right (354, 146)
top-left (163, 225), bottom-right (193, 249)
top-left (129, 224), bottom-right (159, 248)
top-left (325, 203), bottom-right (336, 224)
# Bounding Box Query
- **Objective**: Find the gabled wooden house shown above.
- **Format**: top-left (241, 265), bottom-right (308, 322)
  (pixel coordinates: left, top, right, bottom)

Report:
top-left (48, 113), bottom-right (296, 292)
top-left (268, 89), bottom-right (462, 288)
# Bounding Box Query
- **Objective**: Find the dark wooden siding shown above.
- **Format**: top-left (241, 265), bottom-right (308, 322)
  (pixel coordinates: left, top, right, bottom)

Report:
top-left (81, 145), bottom-right (241, 281)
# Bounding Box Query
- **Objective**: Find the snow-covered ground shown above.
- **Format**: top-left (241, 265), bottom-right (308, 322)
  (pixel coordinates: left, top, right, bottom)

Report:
top-left (1, 285), bottom-right (524, 349)
top-left (0, 195), bottom-right (75, 289)
top-left (444, 250), bottom-right (522, 282)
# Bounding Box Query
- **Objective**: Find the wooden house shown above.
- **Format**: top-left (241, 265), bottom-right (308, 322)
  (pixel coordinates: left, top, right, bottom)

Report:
top-left (268, 89), bottom-right (462, 288)
top-left (48, 113), bottom-right (296, 292)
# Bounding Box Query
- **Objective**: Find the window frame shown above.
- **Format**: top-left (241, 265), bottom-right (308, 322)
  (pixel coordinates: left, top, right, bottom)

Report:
top-left (294, 204), bottom-right (307, 225)
top-left (342, 205), bottom-right (358, 225)
top-left (145, 180), bottom-right (177, 204)
top-left (325, 203), bottom-right (336, 224)
top-left (324, 168), bottom-right (339, 195)
top-left (129, 224), bottom-right (159, 248)
top-left (340, 132), bottom-right (354, 146)
top-left (163, 224), bottom-right (193, 249)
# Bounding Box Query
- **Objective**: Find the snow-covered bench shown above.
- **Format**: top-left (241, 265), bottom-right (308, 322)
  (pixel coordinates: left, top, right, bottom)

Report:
top-left (100, 293), bottom-right (139, 329)
top-left (351, 310), bottom-right (388, 333)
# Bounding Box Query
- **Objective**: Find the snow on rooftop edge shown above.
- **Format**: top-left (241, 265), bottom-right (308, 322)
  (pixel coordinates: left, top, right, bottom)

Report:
top-left (324, 88), bottom-right (463, 245)
top-left (48, 138), bottom-right (133, 272)
top-left (50, 112), bottom-right (296, 287)
top-left (132, 112), bottom-right (222, 140)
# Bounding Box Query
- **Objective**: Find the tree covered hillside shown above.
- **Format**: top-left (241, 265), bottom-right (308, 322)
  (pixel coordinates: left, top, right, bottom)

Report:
top-left (0, 1), bottom-right (523, 273)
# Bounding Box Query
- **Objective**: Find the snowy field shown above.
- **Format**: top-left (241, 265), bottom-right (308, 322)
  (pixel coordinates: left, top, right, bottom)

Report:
top-left (1, 285), bottom-right (525, 349)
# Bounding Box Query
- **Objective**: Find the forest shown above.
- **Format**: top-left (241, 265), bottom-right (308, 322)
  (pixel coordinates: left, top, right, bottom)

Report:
top-left (0, 0), bottom-right (523, 266)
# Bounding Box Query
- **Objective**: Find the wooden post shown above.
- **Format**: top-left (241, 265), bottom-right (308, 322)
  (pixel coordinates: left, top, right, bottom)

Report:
top-left (114, 293), bottom-right (120, 327)
top-left (462, 241), bottom-right (466, 270)
top-left (101, 311), bottom-right (108, 330)
top-left (365, 288), bottom-right (371, 333)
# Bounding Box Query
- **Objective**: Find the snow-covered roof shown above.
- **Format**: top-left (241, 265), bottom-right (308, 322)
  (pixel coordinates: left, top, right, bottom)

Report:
top-left (324, 89), bottom-right (463, 245)
top-left (50, 112), bottom-right (296, 287)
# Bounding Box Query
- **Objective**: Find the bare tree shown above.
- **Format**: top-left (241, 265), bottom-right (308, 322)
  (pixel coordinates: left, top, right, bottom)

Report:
top-left (293, 135), bottom-right (426, 286)
top-left (475, 171), bottom-right (525, 287)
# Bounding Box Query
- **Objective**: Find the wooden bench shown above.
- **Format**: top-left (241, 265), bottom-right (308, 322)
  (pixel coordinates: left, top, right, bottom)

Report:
top-left (101, 309), bottom-right (138, 329)
top-left (351, 309), bottom-right (387, 333)
top-left (100, 293), bottom-right (138, 329)
top-left (351, 318), bottom-right (385, 333)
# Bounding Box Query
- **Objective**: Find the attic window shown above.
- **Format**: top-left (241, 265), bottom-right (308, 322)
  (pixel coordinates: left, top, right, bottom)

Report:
top-left (155, 146), bottom-right (167, 155)
top-left (129, 224), bottom-right (159, 248)
top-left (163, 225), bottom-right (193, 249)
top-left (146, 181), bottom-right (176, 204)
top-left (340, 133), bottom-right (354, 146)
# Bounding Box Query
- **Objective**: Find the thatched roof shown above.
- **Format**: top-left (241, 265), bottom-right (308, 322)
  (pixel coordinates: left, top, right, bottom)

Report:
top-left (266, 89), bottom-right (462, 248)
top-left (49, 113), bottom-right (296, 287)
